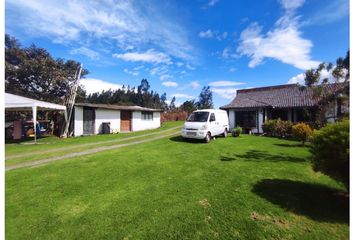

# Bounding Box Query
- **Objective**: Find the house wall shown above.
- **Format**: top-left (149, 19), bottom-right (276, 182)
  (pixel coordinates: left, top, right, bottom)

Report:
top-left (74, 106), bottom-right (84, 136)
top-left (228, 109), bottom-right (235, 129)
top-left (95, 108), bottom-right (120, 134)
top-left (257, 109), bottom-right (264, 134)
top-left (132, 111), bottom-right (161, 131)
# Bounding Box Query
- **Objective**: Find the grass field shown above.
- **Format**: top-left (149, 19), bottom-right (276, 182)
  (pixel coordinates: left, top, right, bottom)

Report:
top-left (5, 121), bottom-right (182, 166)
top-left (6, 126), bottom-right (348, 239)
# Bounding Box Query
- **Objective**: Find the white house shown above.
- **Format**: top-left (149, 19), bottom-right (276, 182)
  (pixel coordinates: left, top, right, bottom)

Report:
top-left (72, 103), bottom-right (163, 136)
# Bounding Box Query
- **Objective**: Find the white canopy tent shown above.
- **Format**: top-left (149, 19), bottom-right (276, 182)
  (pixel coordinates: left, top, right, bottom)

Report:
top-left (5, 93), bottom-right (67, 143)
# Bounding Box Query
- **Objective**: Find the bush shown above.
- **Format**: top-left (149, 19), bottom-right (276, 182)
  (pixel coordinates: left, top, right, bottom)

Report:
top-left (291, 123), bottom-right (313, 145)
top-left (262, 119), bottom-right (292, 137)
top-left (232, 126), bottom-right (242, 137)
top-left (310, 120), bottom-right (349, 190)
top-left (275, 120), bottom-right (293, 138)
top-left (262, 119), bottom-right (278, 136)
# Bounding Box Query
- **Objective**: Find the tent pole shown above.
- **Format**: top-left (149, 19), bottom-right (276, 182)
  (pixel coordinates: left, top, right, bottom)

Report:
top-left (32, 105), bottom-right (37, 144)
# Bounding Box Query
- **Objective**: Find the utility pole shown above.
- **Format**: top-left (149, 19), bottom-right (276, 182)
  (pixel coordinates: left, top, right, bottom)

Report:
top-left (62, 64), bottom-right (83, 137)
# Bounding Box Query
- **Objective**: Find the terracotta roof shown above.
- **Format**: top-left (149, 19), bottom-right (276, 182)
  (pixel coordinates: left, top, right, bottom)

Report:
top-left (220, 82), bottom-right (348, 109)
top-left (75, 103), bottom-right (163, 112)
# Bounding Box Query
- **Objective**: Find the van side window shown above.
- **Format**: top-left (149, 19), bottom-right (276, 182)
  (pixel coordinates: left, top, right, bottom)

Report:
top-left (210, 113), bottom-right (216, 122)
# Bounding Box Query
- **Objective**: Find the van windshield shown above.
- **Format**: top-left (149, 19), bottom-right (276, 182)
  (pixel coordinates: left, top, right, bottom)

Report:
top-left (187, 112), bottom-right (210, 122)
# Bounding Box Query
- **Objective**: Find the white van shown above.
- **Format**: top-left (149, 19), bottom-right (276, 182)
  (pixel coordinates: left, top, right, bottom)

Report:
top-left (181, 109), bottom-right (229, 143)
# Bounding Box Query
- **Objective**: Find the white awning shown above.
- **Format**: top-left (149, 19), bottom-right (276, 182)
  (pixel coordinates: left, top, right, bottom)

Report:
top-left (5, 93), bottom-right (66, 111)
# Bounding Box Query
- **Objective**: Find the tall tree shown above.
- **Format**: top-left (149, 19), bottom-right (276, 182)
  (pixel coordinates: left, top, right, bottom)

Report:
top-left (169, 96), bottom-right (176, 111)
top-left (179, 100), bottom-right (197, 113)
top-left (138, 78), bottom-right (150, 93)
top-left (304, 50), bottom-right (350, 125)
top-left (5, 34), bottom-right (88, 103)
top-left (196, 86), bottom-right (213, 109)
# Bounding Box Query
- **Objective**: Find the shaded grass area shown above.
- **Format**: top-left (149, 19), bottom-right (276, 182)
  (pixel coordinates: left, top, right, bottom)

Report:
top-left (6, 135), bottom-right (348, 239)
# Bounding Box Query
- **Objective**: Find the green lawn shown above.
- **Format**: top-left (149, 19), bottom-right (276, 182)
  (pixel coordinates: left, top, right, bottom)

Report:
top-left (5, 121), bottom-right (183, 166)
top-left (6, 133), bottom-right (348, 239)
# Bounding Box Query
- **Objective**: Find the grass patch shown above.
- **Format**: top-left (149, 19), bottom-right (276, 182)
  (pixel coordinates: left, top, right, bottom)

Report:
top-left (5, 121), bottom-right (183, 156)
top-left (6, 134), bottom-right (348, 239)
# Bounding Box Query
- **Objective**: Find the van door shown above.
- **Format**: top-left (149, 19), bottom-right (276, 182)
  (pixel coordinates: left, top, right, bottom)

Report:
top-left (209, 113), bottom-right (217, 136)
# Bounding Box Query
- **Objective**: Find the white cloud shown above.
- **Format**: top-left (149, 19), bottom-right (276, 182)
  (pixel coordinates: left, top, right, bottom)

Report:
top-left (69, 47), bottom-right (100, 60)
top-left (287, 68), bottom-right (344, 85)
top-left (176, 62), bottom-right (184, 67)
top-left (199, 29), bottom-right (228, 40)
top-left (211, 88), bottom-right (238, 99)
top-left (162, 81), bottom-right (178, 87)
top-left (287, 73), bottom-right (305, 84)
top-left (278, 0), bottom-right (305, 12)
top-left (113, 49), bottom-right (172, 64)
top-left (172, 93), bottom-right (195, 99)
top-left (150, 65), bottom-right (168, 76)
top-left (188, 81), bottom-right (201, 89)
top-left (305, 0), bottom-right (349, 25)
top-left (6, 0), bottom-right (195, 61)
top-left (186, 64), bottom-right (196, 70)
top-left (160, 74), bottom-right (173, 81)
top-left (209, 81), bottom-right (245, 87)
top-left (237, 1), bottom-right (319, 70)
top-left (202, 0), bottom-right (219, 9)
top-left (124, 68), bottom-right (139, 76)
top-left (81, 78), bottom-right (122, 94)
top-left (199, 29), bottom-right (214, 38)
top-left (229, 68), bottom-right (236, 72)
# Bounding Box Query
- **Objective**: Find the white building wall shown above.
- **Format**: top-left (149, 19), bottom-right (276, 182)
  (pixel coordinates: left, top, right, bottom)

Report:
top-left (257, 109), bottom-right (264, 133)
top-left (132, 111), bottom-right (161, 131)
top-left (95, 109), bottom-right (120, 134)
top-left (74, 106), bottom-right (84, 136)
top-left (228, 109), bottom-right (235, 129)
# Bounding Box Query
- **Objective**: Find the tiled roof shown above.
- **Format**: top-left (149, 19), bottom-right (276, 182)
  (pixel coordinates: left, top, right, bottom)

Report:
top-left (75, 103), bottom-right (163, 112)
top-left (220, 82), bottom-right (348, 109)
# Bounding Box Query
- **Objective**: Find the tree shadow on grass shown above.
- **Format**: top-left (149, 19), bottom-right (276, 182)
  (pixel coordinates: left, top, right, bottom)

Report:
top-left (169, 136), bottom-right (205, 144)
top-left (252, 179), bottom-right (349, 223)
top-left (220, 150), bottom-right (306, 163)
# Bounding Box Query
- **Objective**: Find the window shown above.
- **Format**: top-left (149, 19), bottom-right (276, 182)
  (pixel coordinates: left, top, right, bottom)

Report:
top-left (209, 113), bottom-right (216, 122)
top-left (187, 111), bottom-right (210, 122)
top-left (142, 111), bottom-right (153, 120)
top-left (235, 111), bottom-right (256, 128)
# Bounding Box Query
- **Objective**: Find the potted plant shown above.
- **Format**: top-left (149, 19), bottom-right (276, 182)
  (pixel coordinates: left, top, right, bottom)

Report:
top-left (232, 126), bottom-right (242, 137)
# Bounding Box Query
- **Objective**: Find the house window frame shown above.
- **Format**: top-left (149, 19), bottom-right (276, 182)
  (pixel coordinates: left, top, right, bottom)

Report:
top-left (141, 111), bottom-right (153, 121)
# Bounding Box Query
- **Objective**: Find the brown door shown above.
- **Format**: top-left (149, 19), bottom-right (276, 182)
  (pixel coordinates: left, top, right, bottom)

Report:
top-left (120, 111), bottom-right (132, 131)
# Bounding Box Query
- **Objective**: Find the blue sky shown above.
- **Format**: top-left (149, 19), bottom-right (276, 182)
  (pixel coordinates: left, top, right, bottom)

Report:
top-left (5, 0), bottom-right (349, 107)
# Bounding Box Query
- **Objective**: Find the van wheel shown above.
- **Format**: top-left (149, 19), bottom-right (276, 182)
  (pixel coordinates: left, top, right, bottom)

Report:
top-left (223, 129), bottom-right (228, 137)
top-left (205, 132), bottom-right (211, 143)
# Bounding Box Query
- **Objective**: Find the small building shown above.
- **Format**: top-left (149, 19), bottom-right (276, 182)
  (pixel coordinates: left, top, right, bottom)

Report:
top-left (220, 83), bottom-right (349, 134)
top-left (72, 103), bottom-right (163, 136)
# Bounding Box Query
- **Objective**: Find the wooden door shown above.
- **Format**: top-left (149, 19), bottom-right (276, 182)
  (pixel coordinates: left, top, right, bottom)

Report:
top-left (83, 107), bottom-right (95, 135)
top-left (120, 111), bottom-right (132, 132)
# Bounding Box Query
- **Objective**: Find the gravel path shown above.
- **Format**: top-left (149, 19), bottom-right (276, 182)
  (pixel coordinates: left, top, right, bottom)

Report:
top-left (6, 126), bottom-right (182, 160)
top-left (6, 131), bottom-right (180, 171)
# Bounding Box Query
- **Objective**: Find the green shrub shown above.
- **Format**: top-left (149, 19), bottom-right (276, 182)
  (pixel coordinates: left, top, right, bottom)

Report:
top-left (291, 123), bottom-right (313, 145)
top-left (263, 119), bottom-right (293, 137)
top-left (275, 120), bottom-right (293, 137)
top-left (232, 126), bottom-right (242, 137)
top-left (310, 120), bottom-right (349, 190)
top-left (262, 119), bottom-right (278, 136)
